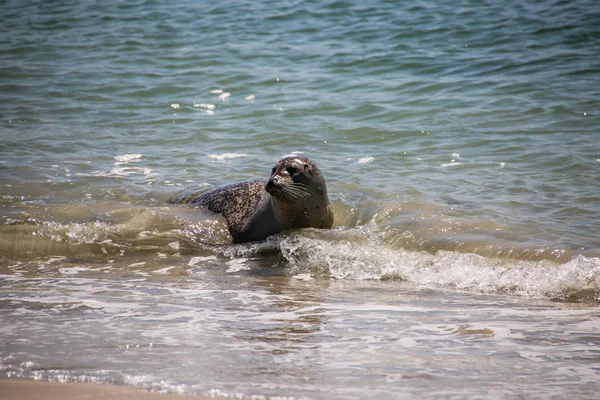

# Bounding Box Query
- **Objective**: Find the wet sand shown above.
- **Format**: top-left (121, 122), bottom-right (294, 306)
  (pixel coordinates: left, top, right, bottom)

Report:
top-left (0, 379), bottom-right (211, 400)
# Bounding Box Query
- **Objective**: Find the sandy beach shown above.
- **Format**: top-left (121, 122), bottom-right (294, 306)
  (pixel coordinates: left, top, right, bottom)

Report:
top-left (0, 379), bottom-right (211, 400)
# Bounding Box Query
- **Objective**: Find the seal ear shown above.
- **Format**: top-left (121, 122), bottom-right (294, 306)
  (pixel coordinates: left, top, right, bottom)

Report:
top-left (304, 164), bottom-right (309, 171)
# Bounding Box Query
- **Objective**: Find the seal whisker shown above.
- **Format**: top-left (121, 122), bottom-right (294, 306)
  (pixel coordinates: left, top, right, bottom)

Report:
top-left (282, 182), bottom-right (311, 199)
top-left (288, 182), bottom-right (310, 193)
top-left (280, 187), bottom-right (301, 199)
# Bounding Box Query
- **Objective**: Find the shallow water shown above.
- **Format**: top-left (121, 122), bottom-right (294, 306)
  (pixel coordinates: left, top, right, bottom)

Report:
top-left (1, 0), bottom-right (600, 398)
top-left (2, 265), bottom-right (600, 399)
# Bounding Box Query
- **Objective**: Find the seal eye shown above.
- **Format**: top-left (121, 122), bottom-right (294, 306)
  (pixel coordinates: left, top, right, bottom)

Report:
top-left (286, 166), bottom-right (298, 176)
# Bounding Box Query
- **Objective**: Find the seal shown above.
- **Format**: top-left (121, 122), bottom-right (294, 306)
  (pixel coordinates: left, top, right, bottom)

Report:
top-left (173, 156), bottom-right (334, 243)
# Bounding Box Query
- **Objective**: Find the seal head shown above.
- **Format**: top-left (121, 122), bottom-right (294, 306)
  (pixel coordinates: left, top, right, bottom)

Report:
top-left (265, 156), bottom-right (334, 230)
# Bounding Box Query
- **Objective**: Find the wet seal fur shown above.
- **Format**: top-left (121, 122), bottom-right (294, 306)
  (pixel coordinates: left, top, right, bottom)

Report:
top-left (172, 156), bottom-right (334, 243)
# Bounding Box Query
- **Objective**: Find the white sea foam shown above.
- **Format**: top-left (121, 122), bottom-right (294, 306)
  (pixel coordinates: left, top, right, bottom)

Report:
top-left (281, 151), bottom-right (304, 158)
top-left (128, 262), bottom-right (146, 268)
top-left (208, 153), bottom-right (248, 162)
top-left (292, 273), bottom-right (314, 281)
top-left (226, 258), bottom-right (250, 273)
top-left (39, 221), bottom-right (123, 245)
top-left (114, 154), bottom-right (142, 163)
top-left (210, 89), bottom-right (223, 94)
top-left (92, 154), bottom-right (151, 177)
top-left (275, 231), bottom-right (600, 300)
top-left (98, 167), bottom-right (152, 177)
top-left (357, 157), bottom-right (374, 164)
top-left (217, 92), bottom-right (231, 101)
top-left (41, 256), bottom-right (67, 265)
top-left (441, 162), bottom-right (461, 167)
top-left (154, 266), bottom-right (175, 274)
top-left (245, 94), bottom-right (255, 101)
top-left (58, 266), bottom-right (90, 275)
top-left (193, 103), bottom-right (215, 110)
top-left (82, 299), bottom-right (105, 309)
top-left (188, 255), bottom-right (217, 266)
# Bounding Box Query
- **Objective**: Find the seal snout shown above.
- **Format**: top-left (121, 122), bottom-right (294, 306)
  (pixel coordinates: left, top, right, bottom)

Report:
top-left (265, 174), bottom-right (283, 195)
top-left (265, 178), bottom-right (276, 194)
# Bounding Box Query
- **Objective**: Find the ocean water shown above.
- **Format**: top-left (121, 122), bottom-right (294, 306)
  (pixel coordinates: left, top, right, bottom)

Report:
top-left (1, 0), bottom-right (600, 398)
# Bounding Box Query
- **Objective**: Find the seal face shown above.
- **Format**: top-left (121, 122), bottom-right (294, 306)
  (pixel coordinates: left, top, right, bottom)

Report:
top-left (173, 156), bottom-right (334, 243)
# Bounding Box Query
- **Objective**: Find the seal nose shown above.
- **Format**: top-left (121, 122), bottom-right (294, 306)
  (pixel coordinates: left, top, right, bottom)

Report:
top-left (265, 175), bottom-right (283, 194)
top-left (265, 177), bottom-right (277, 193)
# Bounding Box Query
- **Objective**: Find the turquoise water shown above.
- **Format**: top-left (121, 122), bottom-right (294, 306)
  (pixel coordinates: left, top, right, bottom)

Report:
top-left (1, 0), bottom-right (600, 398)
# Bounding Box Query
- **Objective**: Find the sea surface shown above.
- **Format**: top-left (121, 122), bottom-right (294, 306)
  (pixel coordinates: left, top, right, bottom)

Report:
top-left (1, 0), bottom-right (600, 399)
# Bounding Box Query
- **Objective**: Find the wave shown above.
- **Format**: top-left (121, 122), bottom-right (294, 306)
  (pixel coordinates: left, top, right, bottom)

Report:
top-left (222, 227), bottom-right (600, 303)
top-left (1, 202), bottom-right (598, 303)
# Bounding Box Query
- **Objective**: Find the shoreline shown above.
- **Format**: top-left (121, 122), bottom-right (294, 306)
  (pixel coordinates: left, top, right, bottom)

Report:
top-left (0, 379), bottom-right (213, 400)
